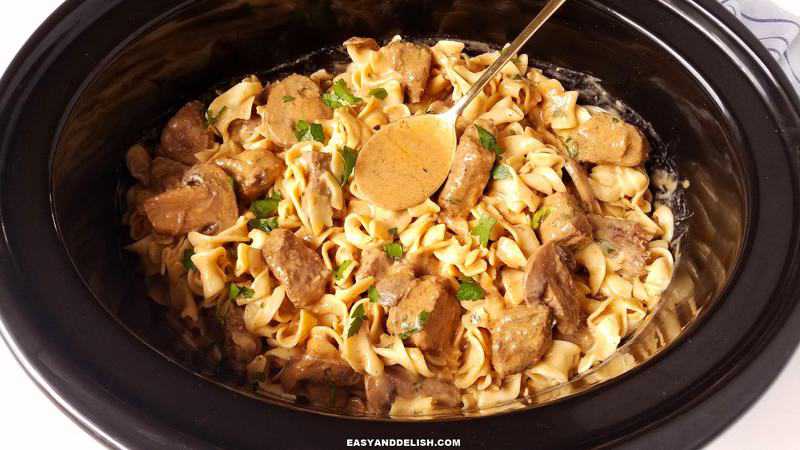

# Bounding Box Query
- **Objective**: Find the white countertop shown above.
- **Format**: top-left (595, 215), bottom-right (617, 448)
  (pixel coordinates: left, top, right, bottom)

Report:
top-left (0, 1), bottom-right (797, 448)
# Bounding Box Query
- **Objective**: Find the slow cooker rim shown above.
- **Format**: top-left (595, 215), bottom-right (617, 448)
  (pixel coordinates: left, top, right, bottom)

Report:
top-left (0, 0), bottom-right (798, 449)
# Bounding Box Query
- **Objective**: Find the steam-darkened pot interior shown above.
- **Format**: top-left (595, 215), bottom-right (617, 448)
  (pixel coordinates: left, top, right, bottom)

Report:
top-left (51, 0), bottom-right (747, 415)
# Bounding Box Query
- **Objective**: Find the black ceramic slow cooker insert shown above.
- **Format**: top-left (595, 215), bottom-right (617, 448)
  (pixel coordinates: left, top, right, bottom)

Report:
top-left (0, 0), bottom-right (799, 449)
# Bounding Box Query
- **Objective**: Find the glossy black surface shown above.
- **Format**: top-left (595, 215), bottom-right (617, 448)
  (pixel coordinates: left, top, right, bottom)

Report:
top-left (0, 0), bottom-right (798, 449)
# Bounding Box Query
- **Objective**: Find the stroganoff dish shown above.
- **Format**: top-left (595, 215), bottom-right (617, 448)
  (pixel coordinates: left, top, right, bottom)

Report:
top-left (124, 37), bottom-right (675, 416)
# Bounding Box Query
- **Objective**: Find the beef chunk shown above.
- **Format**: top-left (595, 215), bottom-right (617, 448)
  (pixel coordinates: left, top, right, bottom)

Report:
top-left (265, 74), bottom-right (332, 147)
top-left (387, 276), bottom-right (461, 352)
top-left (158, 101), bottom-right (215, 164)
top-left (523, 242), bottom-right (581, 335)
top-left (561, 112), bottom-right (648, 167)
top-left (490, 303), bottom-right (553, 376)
top-left (262, 229), bottom-right (330, 308)
top-left (373, 265), bottom-right (415, 308)
top-left (221, 304), bottom-right (262, 374)
top-left (438, 121), bottom-right (496, 218)
top-left (539, 192), bottom-right (592, 246)
top-left (380, 41), bottom-right (433, 103)
top-left (355, 246), bottom-right (393, 280)
top-left (589, 214), bottom-right (652, 278)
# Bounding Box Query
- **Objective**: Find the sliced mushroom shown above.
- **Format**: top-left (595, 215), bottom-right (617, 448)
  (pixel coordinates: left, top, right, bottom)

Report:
top-left (364, 366), bottom-right (459, 414)
top-left (589, 214), bottom-right (652, 278)
top-left (143, 164), bottom-right (238, 236)
top-left (380, 41), bottom-right (433, 103)
top-left (523, 242), bottom-right (581, 335)
top-left (149, 157), bottom-right (189, 192)
top-left (214, 149), bottom-right (285, 200)
top-left (126, 144), bottom-right (151, 185)
top-left (563, 159), bottom-right (601, 214)
top-left (158, 101), bottom-right (215, 165)
top-left (265, 74), bottom-right (332, 147)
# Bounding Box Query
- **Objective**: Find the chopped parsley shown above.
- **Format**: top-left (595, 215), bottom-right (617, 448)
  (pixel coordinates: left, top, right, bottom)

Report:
top-left (322, 79), bottom-right (363, 109)
top-left (531, 207), bottom-right (553, 229)
top-left (368, 285), bottom-right (380, 303)
top-left (346, 303), bottom-right (366, 338)
top-left (282, 95), bottom-right (295, 103)
top-left (563, 136), bottom-right (579, 158)
top-left (368, 87), bottom-right (388, 100)
top-left (205, 106), bottom-right (227, 128)
top-left (250, 191), bottom-right (282, 218)
top-left (476, 125), bottom-right (504, 154)
top-left (294, 120), bottom-right (325, 142)
top-left (611, 116), bottom-right (621, 124)
top-left (471, 215), bottom-right (497, 247)
top-left (229, 283), bottom-right (255, 300)
top-left (598, 239), bottom-right (616, 255)
top-left (182, 249), bottom-right (196, 271)
top-left (334, 260), bottom-right (354, 281)
top-left (384, 242), bottom-right (404, 260)
top-left (399, 310), bottom-right (431, 339)
top-left (248, 217), bottom-right (279, 232)
top-left (492, 164), bottom-right (512, 180)
top-left (338, 146), bottom-right (358, 185)
top-left (456, 277), bottom-right (485, 301)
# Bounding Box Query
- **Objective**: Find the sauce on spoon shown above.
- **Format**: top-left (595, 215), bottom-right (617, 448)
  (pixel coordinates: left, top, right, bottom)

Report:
top-left (353, 0), bottom-right (568, 210)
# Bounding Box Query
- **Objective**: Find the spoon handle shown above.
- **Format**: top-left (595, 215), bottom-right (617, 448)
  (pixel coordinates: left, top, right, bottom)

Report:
top-left (449, 0), bottom-right (567, 118)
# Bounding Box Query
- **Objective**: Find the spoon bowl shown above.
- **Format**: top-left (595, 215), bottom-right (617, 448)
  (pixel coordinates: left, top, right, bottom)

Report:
top-left (352, 0), bottom-right (567, 210)
top-left (354, 113), bottom-right (456, 210)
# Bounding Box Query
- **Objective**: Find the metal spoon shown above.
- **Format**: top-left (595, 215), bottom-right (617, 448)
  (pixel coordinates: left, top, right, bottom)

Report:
top-left (353, 0), bottom-right (568, 210)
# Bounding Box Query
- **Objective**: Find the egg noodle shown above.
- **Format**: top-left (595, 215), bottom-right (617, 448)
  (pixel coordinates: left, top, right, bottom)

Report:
top-left (124, 36), bottom-right (675, 416)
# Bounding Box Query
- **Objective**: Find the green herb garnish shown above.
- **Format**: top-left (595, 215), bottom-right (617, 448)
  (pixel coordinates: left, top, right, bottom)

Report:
top-left (399, 310), bottom-right (431, 339)
top-left (598, 239), bottom-right (616, 255)
top-left (182, 249), bottom-right (196, 271)
top-left (294, 120), bottom-right (325, 142)
top-left (476, 125), bottom-right (504, 154)
top-left (248, 217), bottom-right (279, 232)
top-left (388, 227), bottom-right (398, 238)
top-left (229, 283), bottom-right (255, 300)
top-left (563, 136), bottom-right (578, 158)
top-left (531, 207), bottom-right (553, 230)
top-left (368, 87), bottom-right (388, 100)
top-left (282, 95), bottom-right (295, 103)
top-left (338, 146), bottom-right (358, 184)
top-left (250, 191), bottom-right (282, 218)
top-left (322, 79), bottom-right (363, 109)
top-left (470, 215), bottom-right (497, 247)
top-left (205, 106), bottom-right (227, 128)
top-left (384, 242), bottom-right (404, 260)
top-left (368, 285), bottom-right (380, 303)
top-left (346, 303), bottom-right (366, 338)
top-left (456, 277), bottom-right (485, 301)
top-left (492, 164), bottom-right (512, 180)
top-left (334, 260), bottom-right (354, 281)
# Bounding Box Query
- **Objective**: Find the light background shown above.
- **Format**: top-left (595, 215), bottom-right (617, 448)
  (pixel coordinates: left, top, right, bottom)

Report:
top-left (0, 1), bottom-right (797, 449)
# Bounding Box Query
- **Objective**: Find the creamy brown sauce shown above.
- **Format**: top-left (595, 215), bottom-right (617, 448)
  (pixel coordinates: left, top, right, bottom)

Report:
top-left (354, 114), bottom-right (455, 210)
